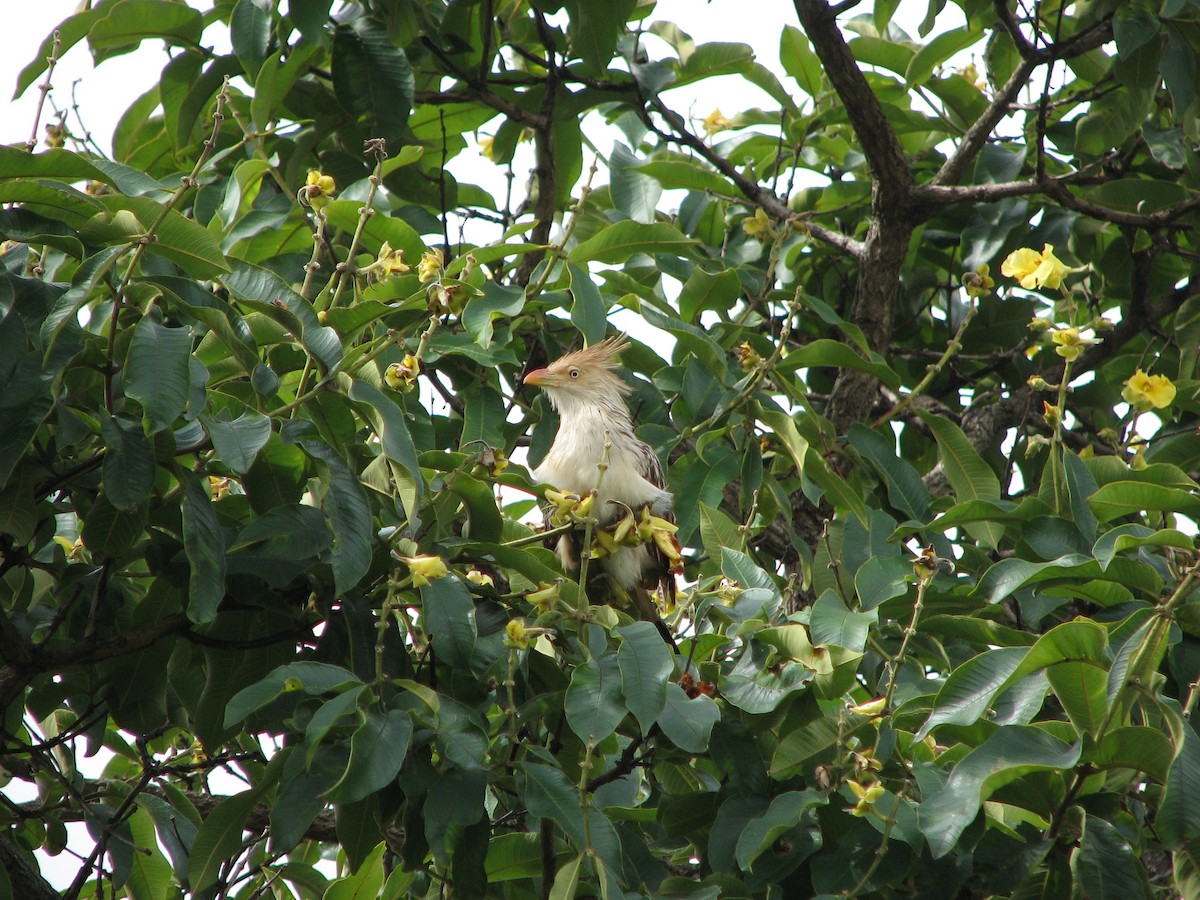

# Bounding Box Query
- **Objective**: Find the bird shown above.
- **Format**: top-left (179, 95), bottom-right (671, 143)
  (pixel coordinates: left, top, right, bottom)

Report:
top-left (523, 334), bottom-right (680, 640)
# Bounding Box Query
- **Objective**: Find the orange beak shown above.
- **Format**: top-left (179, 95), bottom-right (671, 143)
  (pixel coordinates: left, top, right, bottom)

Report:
top-left (524, 367), bottom-right (551, 386)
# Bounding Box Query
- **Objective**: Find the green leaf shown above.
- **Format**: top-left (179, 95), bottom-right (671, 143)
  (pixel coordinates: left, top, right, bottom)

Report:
top-left (125, 318), bottom-right (193, 434)
top-left (609, 141), bottom-right (661, 224)
top-left (348, 380), bottom-right (424, 509)
top-left (677, 266), bottom-right (741, 323)
top-left (808, 590), bottom-right (877, 652)
top-left (919, 726), bottom-right (1081, 858)
top-left (327, 708), bottom-right (413, 803)
top-left (97, 195), bottom-right (229, 277)
top-left (81, 492), bottom-right (147, 557)
top-left (1088, 481), bottom-right (1200, 522)
top-left (917, 646), bottom-right (1027, 739)
top-left (853, 556), bottom-right (911, 611)
top-left (615, 622), bottom-right (674, 734)
top-left (463, 281), bottom-right (524, 349)
top-left (523, 762), bottom-right (622, 877)
top-left (656, 684), bottom-right (719, 752)
top-left (187, 790), bottom-right (260, 892)
top-left (905, 27), bottom-right (984, 86)
top-left (567, 263), bottom-right (607, 345)
top-left (1073, 813), bottom-right (1153, 899)
top-left (1159, 723), bottom-right (1200, 847)
top-left (548, 853), bottom-right (585, 900)
top-left (1046, 661), bottom-right (1108, 737)
top-left (325, 842), bottom-right (386, 900)
top-left (221, 261), bottom-right (342, 371)
top-left (201, 409), bottom-right (271, 475)
top-left (565, 651), bottom-right (626, 743)
top-left (848, 424), bottom-right (932, 520)
top-left (699, 501), bottom-right (745, 561)
top-left (181, 472), bottom-right (227, 624)
top-left (565, 0), bottom-right (634, 73)
top-left (100, 414), bottom-right (155, 511)
top-left (673, 42), bottom-right (754, 87)
top-left (775, 339), bottom-right (901, 389)
top-left (916, 409), bottom-right (1002, 548)
top-left (224, 662), bottom-right (361, 727)
top-left (87, 0), bottom-right (203, 62)
top-left (421, 578), bottom-right (477, 670)
top-left (771, 716), bottom-right (868, 778)
top-left (735, 791), bottom-right (823, 871)
top-left (569, 221), bottom-right (698, 264)
top-left (331, 18), bottom-right (414, 147)
top-left (780, 26), bottom-right (825, 97)
top-left (230, 0), bottom-right (271, 77)
top-left (1089, 726), bottom-right (1174, 781)
top-left (294, 436), bottom-right (373, 595)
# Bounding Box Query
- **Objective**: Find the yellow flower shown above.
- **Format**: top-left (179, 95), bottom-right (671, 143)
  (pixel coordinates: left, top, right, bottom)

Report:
top-left (846, 781), bottom-right (885, 816)
top-left (384, 354), bottom-right (421, 391)
top-left (401, 554), bottom-right (448, 587)
top-left (209, 475), bottom-right (231, 500)
top-left (743, 208), bottom-right (777, 242)
top-left (479, 135), bottom-right (496, 161)
top-left (1123, 369), bottom-right (1176, 411)
top-left (637, 508), bottom-right (684, 574)
top-left (527, 581), bottom-right (561, 613)
top-left (1042, 401), bottom-right (1062, 429)
top-left (418, 248), bottom-right (444, 284)
top-left (957, 62), bottom-right (986, 90)
top-left (504, 618), bottom-right (529, 650)
top-left (962, 263), bottom-right (994, 298)
top-left (1050, 326), bottom-right (1098, 361)
top-left (1000, 244), bottom-right (1074, 291)
top-left (702, 108), bottom-right (733, 136)
top-left (373, 241), bottom-right (411, 281)
top-left (847, 697), bottom-right (886, 717)
top-left (466, 569), bottom-right (495, 588)
top-left (732, 341), bottom-right (761, 372)
top-left (300, 170), bottom-right (336, 211)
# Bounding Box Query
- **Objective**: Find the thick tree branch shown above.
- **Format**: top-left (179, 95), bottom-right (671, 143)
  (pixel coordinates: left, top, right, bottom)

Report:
top-left (934, 57), bottom-right (1039, 185)
top-left (791, 0), bottom-right (912, 195)
top-left (645, 99), bottom-right (865, 259)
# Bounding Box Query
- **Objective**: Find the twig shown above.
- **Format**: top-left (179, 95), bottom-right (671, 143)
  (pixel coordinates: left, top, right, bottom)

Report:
top-left (25, 32), bottom-right (61, 153)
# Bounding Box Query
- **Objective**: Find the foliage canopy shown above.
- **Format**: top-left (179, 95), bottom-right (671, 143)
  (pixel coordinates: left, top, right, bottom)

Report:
top-left (4, 0), bottom-right (1200, 897)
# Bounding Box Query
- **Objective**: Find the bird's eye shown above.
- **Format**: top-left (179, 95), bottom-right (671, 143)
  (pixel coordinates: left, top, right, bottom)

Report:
top-left (569, 368), bottom-right (580, 378)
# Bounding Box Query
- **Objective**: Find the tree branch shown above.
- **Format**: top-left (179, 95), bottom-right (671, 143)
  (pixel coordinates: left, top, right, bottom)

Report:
top-left (791, 0), bottom-right (912, 196)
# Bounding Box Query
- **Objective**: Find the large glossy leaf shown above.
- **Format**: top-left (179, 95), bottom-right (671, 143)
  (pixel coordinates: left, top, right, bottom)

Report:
top-left (100, 414), bottom-right (155, 511)
top-left (181, 472), bottom-right (228, 623)
top-left (331, 17), bottom-right (414, 147)
top-left (326, 707), bottom-right (413, 803)
top-left (422, 577), bottom-right (477, 670)
top-left (125, 318), bottom-right (193, 434)
top-left (569, 221), bottom-right (698, 264)
top-left (919, 726), bottom-right (1081, 858)
top-left (565, 651), bottom-right (626, 743)
top-left (615, 622), bottom-right (674, 734)
top-left (916, 410), bottom-right (1002, 548)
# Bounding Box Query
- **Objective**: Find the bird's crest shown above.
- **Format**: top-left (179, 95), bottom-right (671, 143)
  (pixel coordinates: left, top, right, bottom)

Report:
top-left (548, 333), bottom-right (629, 374)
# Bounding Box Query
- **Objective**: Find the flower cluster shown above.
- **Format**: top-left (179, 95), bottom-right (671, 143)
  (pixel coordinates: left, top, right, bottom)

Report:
top-left (702, 108), bottom-right (733, 136)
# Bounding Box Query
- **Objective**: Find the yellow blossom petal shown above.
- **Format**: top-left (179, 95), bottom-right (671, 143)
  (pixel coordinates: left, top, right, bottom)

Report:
top-left (702, 108), bottom-right (733, 135)
top-left (418, 248), bottom-right (444, 283)
top-left (401, 554), bottom-right (448, 587)
top-left (1123, 369), bottom-right (1176, 410)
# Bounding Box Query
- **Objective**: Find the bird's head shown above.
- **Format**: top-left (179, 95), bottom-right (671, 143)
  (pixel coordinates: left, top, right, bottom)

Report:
top-left (524, 334), bottom-right (633, 412)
